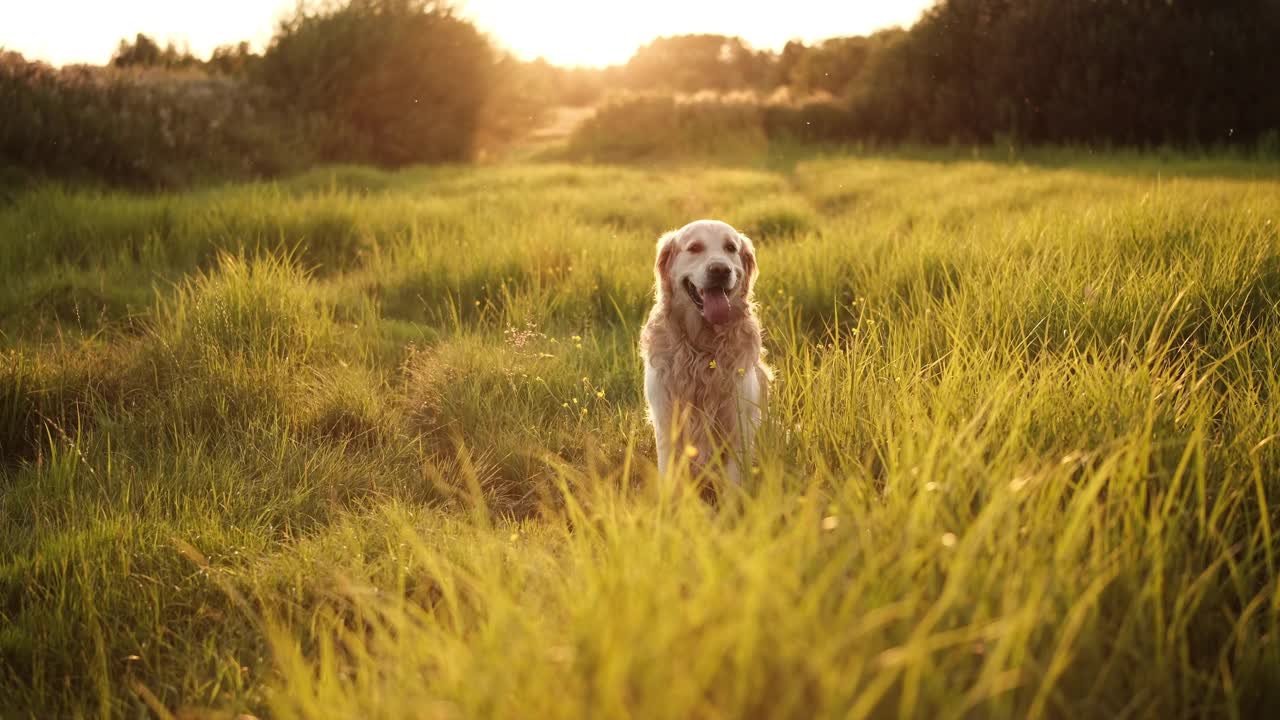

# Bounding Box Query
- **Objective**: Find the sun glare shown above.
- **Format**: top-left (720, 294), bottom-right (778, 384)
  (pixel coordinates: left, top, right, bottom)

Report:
top-left (462, 0), bottom-right (935, 67)
top-left (2, 0), bottom-right (933, 68)
top-left (1, 1), bottom-right (287, 66)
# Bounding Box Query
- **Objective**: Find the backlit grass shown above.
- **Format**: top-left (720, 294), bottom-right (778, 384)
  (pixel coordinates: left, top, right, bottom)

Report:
top-left (2, 153), bottom-right (1279, 718)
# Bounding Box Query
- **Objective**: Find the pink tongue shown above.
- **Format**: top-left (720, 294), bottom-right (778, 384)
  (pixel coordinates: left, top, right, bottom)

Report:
top-left (701, 289), bottom-right (732, 325)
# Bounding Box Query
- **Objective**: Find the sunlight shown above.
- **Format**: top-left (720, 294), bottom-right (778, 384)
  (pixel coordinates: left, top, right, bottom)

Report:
top-left (462, 0), bottom-right (935, 66)
top-left (1, 0), bottom-right (932, 67)
top-left (0, 0), bottom-right (288, 66)
top-left (4, 0), bottom-right (1277, 716)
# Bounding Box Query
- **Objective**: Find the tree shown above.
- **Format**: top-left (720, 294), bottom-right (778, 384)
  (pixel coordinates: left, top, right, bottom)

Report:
top-left (621, 34), bottom-right (774, 93)
top-left (850, 0), bottom-right (1280, 146)
top-left (112, 33), bottom-right (201, 70)
top-left (786, 31), bottom-right (903, 97)
top-left (259, 0), bottom-right (493, 166)
top-left (208, 42), bottom-right (259, 76)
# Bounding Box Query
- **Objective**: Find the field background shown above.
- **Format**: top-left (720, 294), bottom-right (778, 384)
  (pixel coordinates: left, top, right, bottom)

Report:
top-left (3, 149), bottom-right (1280, 717)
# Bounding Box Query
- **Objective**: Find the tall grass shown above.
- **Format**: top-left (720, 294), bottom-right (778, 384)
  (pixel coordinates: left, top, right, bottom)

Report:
top-left (0, 52), bottom-right (315, 188)
top-left (1, 154), bottom-right (1278, 717)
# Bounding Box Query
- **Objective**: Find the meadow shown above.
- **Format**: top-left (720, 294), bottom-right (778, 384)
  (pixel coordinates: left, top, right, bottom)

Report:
top-left (2, 150), bottom-right (1279, 718)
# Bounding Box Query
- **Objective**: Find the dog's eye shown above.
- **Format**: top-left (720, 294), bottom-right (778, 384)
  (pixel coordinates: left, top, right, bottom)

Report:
top-left (725, 243), bottom-right (737, 253)
top-left (687, 242), bottom-right (704, 254)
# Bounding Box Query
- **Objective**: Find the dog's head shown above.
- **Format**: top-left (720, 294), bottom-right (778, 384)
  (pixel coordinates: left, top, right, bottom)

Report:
top-left (654, 219), bottom-right (757, 327)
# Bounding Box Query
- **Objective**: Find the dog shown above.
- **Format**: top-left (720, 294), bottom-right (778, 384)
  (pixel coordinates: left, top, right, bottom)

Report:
top-left (640, 219), bottom-right (771, 485)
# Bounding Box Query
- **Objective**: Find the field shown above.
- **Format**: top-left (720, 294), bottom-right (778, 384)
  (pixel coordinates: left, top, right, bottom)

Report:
top-left (2, 151), bottom-right (1280, 718)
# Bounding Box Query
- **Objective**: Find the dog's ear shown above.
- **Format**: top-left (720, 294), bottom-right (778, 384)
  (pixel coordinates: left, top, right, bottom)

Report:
top-left (655, 230), bottom-right (679, 299)
top-left (739, 233), bottom-right (757, 297)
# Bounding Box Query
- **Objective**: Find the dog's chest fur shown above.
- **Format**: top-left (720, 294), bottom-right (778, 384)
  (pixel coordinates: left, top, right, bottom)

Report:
top-left (641, 313), bottom-right (762, 440)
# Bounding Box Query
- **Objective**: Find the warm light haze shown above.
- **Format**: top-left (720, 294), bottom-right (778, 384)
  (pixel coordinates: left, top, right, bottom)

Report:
top-left (462, 1), bottom-right (935, 66)
top-left (5, 1), bottom-right (1275, 717)
top-left (1, 0), bottom-right (934, 67)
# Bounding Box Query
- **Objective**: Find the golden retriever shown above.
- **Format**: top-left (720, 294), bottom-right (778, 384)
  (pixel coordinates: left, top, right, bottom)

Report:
top-left (640, 219), bottom-right (771, 484)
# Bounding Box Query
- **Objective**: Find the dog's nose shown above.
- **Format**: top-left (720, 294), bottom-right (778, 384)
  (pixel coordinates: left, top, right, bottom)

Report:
top-left (706, 263), bottom-right (732, 287)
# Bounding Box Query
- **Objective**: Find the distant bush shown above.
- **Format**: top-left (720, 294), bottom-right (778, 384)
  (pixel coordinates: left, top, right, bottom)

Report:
top-left (259, 0), bottom-right (493, 167)
top-left (567, 93), bottom-right (769, 162)
top-left (0, 52), bottom-right (314, 187)
top-left (566, 91), bottom-right (858, 162)
top-left (763, 95), bottom-right (855, 143)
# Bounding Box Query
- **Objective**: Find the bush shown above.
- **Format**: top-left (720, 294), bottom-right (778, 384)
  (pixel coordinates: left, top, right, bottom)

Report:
top-left (259, 0), bottom-right (493, 167)
top-left (566, 93), bottom-right (769, 162)
top-left (762, 96), bottom-right (854, 143)
top-left (0, 52), bottom-right (314, 187)
top-left (0, 1), bottom-right (498, 187)
top-left (566, 91), bottom-right (862, 162)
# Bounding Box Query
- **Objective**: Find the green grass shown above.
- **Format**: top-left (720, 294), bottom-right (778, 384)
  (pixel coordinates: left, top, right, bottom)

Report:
top-left (2, 152), bottom-right (1279, 718)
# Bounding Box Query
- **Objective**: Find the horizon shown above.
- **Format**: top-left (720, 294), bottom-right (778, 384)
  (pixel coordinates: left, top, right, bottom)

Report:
top-left (0, 0), bottom-right (934, 68)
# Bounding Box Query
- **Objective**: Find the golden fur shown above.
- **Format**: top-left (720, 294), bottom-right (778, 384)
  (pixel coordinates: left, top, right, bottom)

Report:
top-left (640, 219), bottom-right (772, 483)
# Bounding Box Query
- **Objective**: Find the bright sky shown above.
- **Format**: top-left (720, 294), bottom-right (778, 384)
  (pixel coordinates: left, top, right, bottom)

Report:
top-left (1, 1), bottom-right (935, 68)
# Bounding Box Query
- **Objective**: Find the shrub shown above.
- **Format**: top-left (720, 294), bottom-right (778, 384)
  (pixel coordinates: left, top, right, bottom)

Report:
top-left (0, 1), bottom-right (498, 186)
top-left (565, 91), bottom-right (862, 162)
top-left (566, 93), bottom-right (768, 162)
top-left (762, 95), bottom-right (854, 143)
top-left (0, 52), bottom-right (313, 187)
top-left (259, 0), bottom-right (493, 167)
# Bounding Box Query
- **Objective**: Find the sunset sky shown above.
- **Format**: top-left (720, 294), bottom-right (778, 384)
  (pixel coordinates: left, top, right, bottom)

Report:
top-left (1, 1), bottom-right (934, 68)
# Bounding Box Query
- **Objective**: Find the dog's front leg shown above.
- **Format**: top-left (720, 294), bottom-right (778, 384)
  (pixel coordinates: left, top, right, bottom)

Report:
top-left (730, 364), bottom-right (766, 483)
top-left (644, 362), bottom-right (673, 477)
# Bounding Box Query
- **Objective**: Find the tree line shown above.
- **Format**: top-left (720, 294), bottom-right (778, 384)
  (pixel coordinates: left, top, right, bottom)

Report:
top-left (4, 0), bottom-right (1277, 188)
top-left (852, 0), bottom-right (1280, 146)
top-left (608, 1), bottom-right (1280, 147)
top-left (99, 0), bottom-right (1280, 149)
